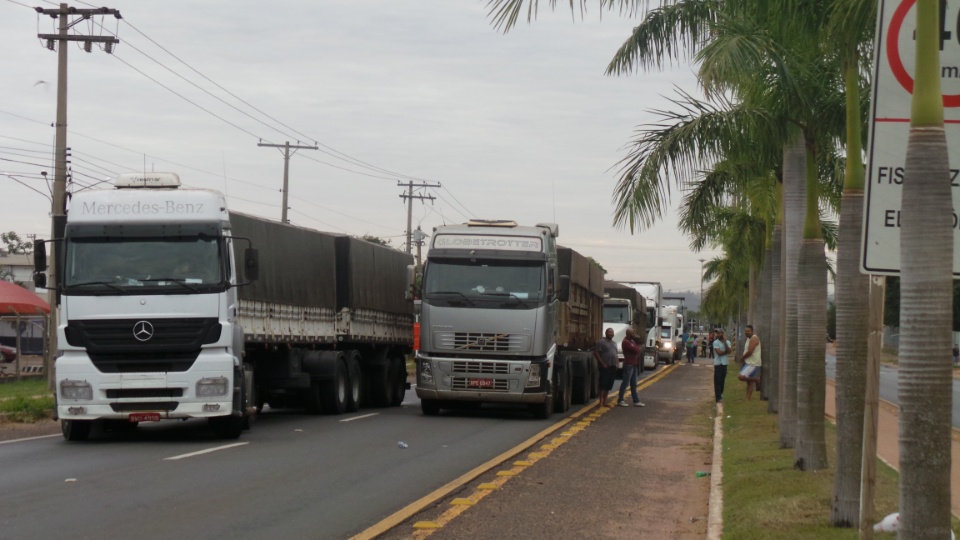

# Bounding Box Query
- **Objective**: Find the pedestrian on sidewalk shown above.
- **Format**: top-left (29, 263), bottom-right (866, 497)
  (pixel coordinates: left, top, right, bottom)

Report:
top-left (686, 334), bottom-right (697, 363)
top-left (617, 328), bottom-right (645, 407)
top-left (594, 327), bottom-right (618, 407)
top-left (737, 324), bottom-right (762, 400)
top-left (708, 330), bottom-right (716, 359)
top-left (953, 344), bottom-right (959, 366)
top-left (712, 329), bottom-right (731, 403)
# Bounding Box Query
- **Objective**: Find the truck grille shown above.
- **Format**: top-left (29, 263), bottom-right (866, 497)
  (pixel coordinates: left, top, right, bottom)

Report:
top-left (106, 388), bottom-right (184, 399)
top-left (64, 318), bottom-right (220, 373)
top-left (450, 377), bottom-right (510, 391)
top-left (452, 361), bottom-right (510, 375)
top-left (436, 332), bottom-right (529, 352)
top-left (110, 402), bottom-right (179, 412)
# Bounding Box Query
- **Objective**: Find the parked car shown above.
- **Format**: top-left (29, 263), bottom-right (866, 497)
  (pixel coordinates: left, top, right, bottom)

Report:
top-left (0, 344), bottom-right (16, 363)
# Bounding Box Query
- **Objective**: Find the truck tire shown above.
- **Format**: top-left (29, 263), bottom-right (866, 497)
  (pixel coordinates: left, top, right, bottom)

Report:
top-left (389, 355), bottom-right (407, 406)
top-left (346, 351), bottom-right (362, 412)
top-left (61, 419), bottom-right (92, 441)
top-left (553, 356), bottom-right (571, 413)
top-left (529, 394), bottom-right (553, 419)
top-left (210, 416), bottom-right (243, 439)
top-left (421, 398), bottom-right (441, 416)
top-left (321, 357), bottom-right (349, 415)
top-left (570, 354), bottom-right (590, 405)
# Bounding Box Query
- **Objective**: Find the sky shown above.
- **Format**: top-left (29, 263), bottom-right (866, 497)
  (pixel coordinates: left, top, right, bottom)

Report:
top-left (0, 0), bottom-right (718, 298)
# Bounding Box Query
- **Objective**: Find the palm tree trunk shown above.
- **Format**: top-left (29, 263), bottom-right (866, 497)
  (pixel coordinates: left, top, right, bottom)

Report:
top-left (830, 46), bottom-right (869, 527)
top-left (898, 3), bottom-right (953, 536)
top-left (779, 129), bottom-right (805, 448)
top-left (768, 184), bottom-right (783, 412)
top-left (758, 235), bottom-right (772, 401)
top-left (794, 144), bottom-right (827, 471)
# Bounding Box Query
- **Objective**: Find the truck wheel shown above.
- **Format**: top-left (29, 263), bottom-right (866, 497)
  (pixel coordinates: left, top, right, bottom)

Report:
top-left (389, 356), bottom-right (407, 406)
top-left (529, 395), bottom-right (553, 419)
top-left (61, 419), bottom-right (92, 441)
top-left (210, 416), bottom-right (243, 439)
top-left (571, 355), bottom-right (590, 405)
top-left (346, 352), bottom-right (362, 412)
top-left (590, 358), bottom-right (599, 399)
top-left (421, 398), bottom-right (441, 416)
top-left (553, 357), bottom-right (571, 413)
top-left (321, 358), bottom-right (348, 415)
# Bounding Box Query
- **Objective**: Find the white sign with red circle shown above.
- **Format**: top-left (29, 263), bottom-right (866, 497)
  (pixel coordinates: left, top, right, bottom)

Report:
top-left (862, 0), bottom-right (960, 275)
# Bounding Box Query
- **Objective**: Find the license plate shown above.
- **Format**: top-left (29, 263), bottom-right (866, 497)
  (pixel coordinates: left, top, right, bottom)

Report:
top-left (468, 378), bottom-right (494, 388)
top-left (128, 412), bottom-right (161, 423)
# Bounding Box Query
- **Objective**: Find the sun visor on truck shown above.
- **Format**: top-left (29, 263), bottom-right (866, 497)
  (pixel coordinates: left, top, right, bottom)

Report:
top-left (229, 212), bottom-right (337, 309)
top-left (426, 248), bottom-right (547, 261)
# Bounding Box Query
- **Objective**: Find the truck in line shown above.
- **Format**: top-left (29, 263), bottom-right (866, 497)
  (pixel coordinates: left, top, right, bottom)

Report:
top-left (414, 220), bottom-right (603, 418)
top-left (602, 281), bottom-right (648, 373)
top-left (620, 281), bottom-right (663, 369)
top-left (36, 173), bottom-right (413, 441)
top-left (659, 305), bottom-right (683, 364)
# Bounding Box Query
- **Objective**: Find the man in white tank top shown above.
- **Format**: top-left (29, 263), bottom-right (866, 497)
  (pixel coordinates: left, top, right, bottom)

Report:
top-left (738, 324), bottom-right (762, 400)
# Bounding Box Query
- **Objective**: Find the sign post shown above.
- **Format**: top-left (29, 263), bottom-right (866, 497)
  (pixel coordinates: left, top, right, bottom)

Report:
top-left (862, 0), bottom-right (960, 275)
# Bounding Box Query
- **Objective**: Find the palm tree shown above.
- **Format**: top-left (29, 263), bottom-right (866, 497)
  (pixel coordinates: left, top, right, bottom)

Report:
top-left (827, 0), bottom-right (875, 526)
top-left (897, 1), bottom-right (953, 536)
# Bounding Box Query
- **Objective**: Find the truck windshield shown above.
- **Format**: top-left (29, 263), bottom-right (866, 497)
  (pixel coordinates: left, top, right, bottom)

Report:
top-left (603, 305), bottom-right (630, 323)
top-left (423, 259), bottom-right (543, 309)
top-left (64, 235), bottom-right (224, 294)
top-left (660, 327), bottom-right (672, 339)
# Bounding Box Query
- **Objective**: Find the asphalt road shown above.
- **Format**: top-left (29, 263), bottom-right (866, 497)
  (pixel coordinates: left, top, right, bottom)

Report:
top-left (0, 365), bottom-right (663, 539)
top-left (824, 352), bottom-right (960, 428)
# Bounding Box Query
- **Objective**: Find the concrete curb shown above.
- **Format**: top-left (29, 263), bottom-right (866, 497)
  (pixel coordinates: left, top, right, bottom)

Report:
top-left (707, 402), bottom-right (724, 540)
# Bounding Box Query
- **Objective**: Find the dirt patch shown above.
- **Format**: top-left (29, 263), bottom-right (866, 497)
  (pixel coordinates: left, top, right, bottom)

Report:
top-left (380, 361), bottom-right (716, 540)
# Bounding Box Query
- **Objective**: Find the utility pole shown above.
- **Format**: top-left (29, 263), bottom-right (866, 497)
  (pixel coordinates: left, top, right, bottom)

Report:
top-left (412, 226), bottom-right (427, 267)
top-left (398, 181), bottom-right (439, 254)
top-left (257, 140), bottom-right (318, 224)
top-left (36, 4), bottom-right (120, 387)
top-left (698, 258), bottom-right (706, 331)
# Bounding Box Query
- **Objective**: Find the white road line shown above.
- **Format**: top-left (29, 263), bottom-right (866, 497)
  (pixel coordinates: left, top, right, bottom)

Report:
top-left (0, 434), bottom-right (61, 445)
top-left (340, 413), bottom-right (379, 422)
top-left (164, 442), bottom-right (248, 461)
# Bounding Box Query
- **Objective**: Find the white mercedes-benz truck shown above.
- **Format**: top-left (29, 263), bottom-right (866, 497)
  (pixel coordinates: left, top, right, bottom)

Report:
top-left (414, 220), bottom-right (603, 418)
top-left (37, 173), bottom-right (413, 441)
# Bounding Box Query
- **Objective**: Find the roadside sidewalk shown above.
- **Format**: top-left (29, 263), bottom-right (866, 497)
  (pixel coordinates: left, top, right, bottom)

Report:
top-left (824, 378), bottom-right (960, 518)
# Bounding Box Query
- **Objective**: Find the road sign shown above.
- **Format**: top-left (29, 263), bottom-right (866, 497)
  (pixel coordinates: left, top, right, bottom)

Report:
top-left (862, 0), bottom-right (960, 275)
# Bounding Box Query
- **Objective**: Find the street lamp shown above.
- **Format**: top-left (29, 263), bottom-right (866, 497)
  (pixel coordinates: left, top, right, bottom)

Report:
top-left (698, 258), bottom-right (706, 331)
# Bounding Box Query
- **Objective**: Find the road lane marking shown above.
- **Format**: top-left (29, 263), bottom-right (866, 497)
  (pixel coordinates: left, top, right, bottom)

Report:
top-left (340, 413), bottom-right (379, 423)
top-left (351, 361), bottom-right (681, 540)
top-left (0, 434), bottom-right (60, 445)
top-left (163, 442), bottom-right (248, 461)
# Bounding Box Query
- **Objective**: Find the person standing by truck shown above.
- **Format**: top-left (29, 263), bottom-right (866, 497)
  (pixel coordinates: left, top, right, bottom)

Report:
top-left (617, 328), bottom-right (645, 407)
top-left (595, 327), bottom-right (618, 407)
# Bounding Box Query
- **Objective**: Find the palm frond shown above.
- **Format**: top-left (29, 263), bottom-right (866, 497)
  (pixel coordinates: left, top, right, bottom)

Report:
top-left (606, 0), bottom-right (719, 75)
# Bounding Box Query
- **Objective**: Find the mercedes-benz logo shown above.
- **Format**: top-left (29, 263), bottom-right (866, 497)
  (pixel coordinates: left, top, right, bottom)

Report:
top-left (133, 321), bottom-right (154, 342)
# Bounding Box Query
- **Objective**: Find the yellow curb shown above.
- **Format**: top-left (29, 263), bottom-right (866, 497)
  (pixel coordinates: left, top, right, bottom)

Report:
top-left (528, 452), bottom-right (547, 459)
top-left (478, 483), bottom-right (498, 490)
top-left (496, 470), bottom-right (517, 477)
top-left (514, 460), bottom-right (533, 467)
top-left (413, 521), bottom-right (441, 530)
top-left (450, 498), bottom-right (474, 506)
top-left (541, 444), bottom-right (557, 450)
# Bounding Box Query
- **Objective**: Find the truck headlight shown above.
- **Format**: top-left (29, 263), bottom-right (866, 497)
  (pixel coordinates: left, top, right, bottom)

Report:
top-left (196, 377), bottom-right (229, 397)
top-left (526, 364), bottom-right (541, 388)
top-left (664, 342), bottom-right (673, 350)
top-left (420, 360), bottom-right (434, 384)
top-left (60, 380), bottom-right (93, 400)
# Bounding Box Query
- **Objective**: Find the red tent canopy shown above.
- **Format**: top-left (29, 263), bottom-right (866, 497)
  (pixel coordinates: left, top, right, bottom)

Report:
top-left (0, 280), bottom-right (50, 315)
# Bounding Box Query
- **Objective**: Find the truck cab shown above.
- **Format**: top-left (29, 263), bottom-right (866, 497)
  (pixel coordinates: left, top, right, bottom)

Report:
top-left (43, 173), bottom-right (255, 440)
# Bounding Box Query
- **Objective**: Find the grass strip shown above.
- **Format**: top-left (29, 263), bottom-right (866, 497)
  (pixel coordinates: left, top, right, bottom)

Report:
top-left (720, 369), bottom-right (903, 539)
top-left (0, 378), bottom-right (55, 422)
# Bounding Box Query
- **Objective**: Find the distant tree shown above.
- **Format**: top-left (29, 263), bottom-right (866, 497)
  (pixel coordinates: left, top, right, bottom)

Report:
top-left (586, 257), bottom-right (607, 275)
top-left (1, 232), bottom-right (33, 255)
top-left (360, 235), bottom-right (391, 247)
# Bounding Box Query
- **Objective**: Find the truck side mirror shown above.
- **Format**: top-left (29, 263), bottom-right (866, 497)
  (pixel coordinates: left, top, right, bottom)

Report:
top-left (244, 248), bottom-right (259, 281)
top-left (34, 240), bottom-right (47, 271)
top-left (405, 265), bottom-right (417, 301)
top-left (33, 240), bottom-right (48, 289)
top-left (557, 275), bottom-right (570, 302)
